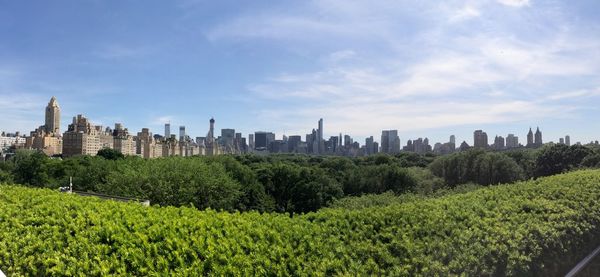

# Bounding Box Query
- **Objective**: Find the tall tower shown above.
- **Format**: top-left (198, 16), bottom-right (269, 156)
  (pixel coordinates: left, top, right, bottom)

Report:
top-left (527, 128), bottom-right (534, 147)
top-left (165, 123), bottom-right (171, 138)
top-left (565, 135), bottom-right (571, 146)
top-left (534, 127), bottom-right (542, 147)
top-left (317, 118), bottom-right (323, 154)
top-left (208, 118), bottom-right (215, 140)
top-left (179, 126), bottom-right (186, 142)
top-left (44, 96), bottom-right (60, 134)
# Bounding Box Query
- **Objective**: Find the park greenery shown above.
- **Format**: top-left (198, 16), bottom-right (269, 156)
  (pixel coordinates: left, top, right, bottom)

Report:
top-left (1, 143), bottom-right (600, 213)
top-left (2, 169), bottom-right (600, 275)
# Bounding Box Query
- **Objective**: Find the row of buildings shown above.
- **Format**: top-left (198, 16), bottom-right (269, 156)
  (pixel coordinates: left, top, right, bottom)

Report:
top-left (0, 97), bottom-right (575, 159)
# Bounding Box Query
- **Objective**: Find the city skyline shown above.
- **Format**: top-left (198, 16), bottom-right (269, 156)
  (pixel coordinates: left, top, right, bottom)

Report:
top-left (1, 1), bottom-right (600, 143)
top-left (1, 96), bottom-right (588, 151)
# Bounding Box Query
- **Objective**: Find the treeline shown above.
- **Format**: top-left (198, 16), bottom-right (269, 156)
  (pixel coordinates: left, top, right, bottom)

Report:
top-left (1, 143), bottom-right (599, 213)
top-left (0, 150), bottom-right (435, 213)
top-left (430, 144), bottom-right (600, 186)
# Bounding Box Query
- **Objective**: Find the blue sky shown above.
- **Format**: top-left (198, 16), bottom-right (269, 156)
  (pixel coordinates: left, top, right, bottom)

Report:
top-left (1, 0), bottom-right (600, 145)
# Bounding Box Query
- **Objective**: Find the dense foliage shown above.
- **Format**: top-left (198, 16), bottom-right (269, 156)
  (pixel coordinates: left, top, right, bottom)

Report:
top-left (1, 143), bottom-right (600, 213)
top-left (2, 170), bottom-right (600, 275)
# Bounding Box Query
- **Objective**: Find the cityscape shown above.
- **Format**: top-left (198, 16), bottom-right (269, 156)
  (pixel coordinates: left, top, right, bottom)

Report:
top-left (0, 96), bottom-right (587, 160)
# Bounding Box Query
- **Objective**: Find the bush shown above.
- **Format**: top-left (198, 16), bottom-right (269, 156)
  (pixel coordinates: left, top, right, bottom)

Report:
top-left (2, 170), bottom-right (600, 275)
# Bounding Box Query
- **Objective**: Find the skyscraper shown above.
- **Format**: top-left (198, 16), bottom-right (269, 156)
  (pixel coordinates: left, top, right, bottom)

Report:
top-left (45, 96), bottom-right (61, 134)
top-left (254, 131), bottom-right (269, 151)
top-left (449, 135), bottom-right (456, 145)
top-left (534, 127), bottom-right (542, 147)
top-left (380, 130), bottom-right (400, 154)
top-left (365, 136), bottom-right (376, 155)
top-left (473, 130), bottom-right (488, 148)
top-left (165, 123), bottom-right (171, 139)
top-left (506, 134), bottom-right (519, 148)
top-left (527, 128), bottom-right (534, 147)
top-left (179, 126), bottom-right (186, 142)
top-left (317, 118), bottom-right (323, 154)
top-left (493, 135), bottom-right (505, 150)
top-left (248, 134), bottom-right (255, 150)
top-left (565, 135), bottom-right (571, 146)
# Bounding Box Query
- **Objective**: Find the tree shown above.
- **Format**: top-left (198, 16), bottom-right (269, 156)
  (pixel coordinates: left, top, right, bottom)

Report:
top-left (12, 150), bottom-right (53, 187)
top-left (97, 148), bottom-right (124, 160)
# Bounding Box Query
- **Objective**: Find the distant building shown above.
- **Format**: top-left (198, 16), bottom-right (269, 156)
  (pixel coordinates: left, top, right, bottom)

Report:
top-left (527, 128), bottom-right (534, 147)
top-left (381, 130), bottom-right (400, 154)
top-left (317, 118), bottom-right (324, 154)
top-left (0, 133), bottom-right (25, 150)
top-left (287, 135), bottom-right (302, 153)
top-left (506, 134), bottom-right (519, 148)
top-left (165, 123), bottom-right (171, 138)
top-left (24, 97), bottom-right (63, 156)
top-left (365, 136), bottom-right (377, 155)
top-left (534, 127), bottom-right (543, 147)
top-left (45, 96), bottom-right (60, 134)
top-left (493, 135), bottom-right (505, 150)
top-left (254, 131), bottom-right (270, 151)
top-left (179, 126), bottom-right (186, 142)
top-left (459, 141), bottom-right (470, 151)
top-left (404, 138), bottom-right (431, 154)
top-left (113, 123), bottom-right (136, 156)
top-left (63, 114), bottom-right (106, 157)
top-left (565, 135), bottom-right (571, 146)
top-left (248, 133), bottom-right (255, 150)
top-left (136, 128), bottom-right (163, 158)
top-left (473, 130), bottom-right (488, 148)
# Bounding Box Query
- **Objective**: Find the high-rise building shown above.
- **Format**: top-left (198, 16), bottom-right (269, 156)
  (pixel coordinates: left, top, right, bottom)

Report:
top-left (473, 130), bottom-right (488, 148)
top-left (506, 134), bottom-right (519, 148)
top-left (45, 96), bottom-right (60, 134)
top-left (205, 118), bottom-right (219, 156)
top-left (221, 129), bottom-right (236, 153)
top-left (527, 128), bottom-right (534, 147)
top-left (365, 136), bottom-right (377, 155)
top-left (449, 135), bottom-right (456, 145)
top-left (288, 135), bottom-right (301, 153)
top-left (317, 118), bottom-right (324, 154)
top-left (165, 123), bottom-right (171, 139)
top-left (254, 131), bottom-right (269, 151)
top-left (493, 135), bottom-right (505, 150)
top-left (179, 126), bottom-right (186, 142)
top-left (403, 138), bottom-right (431, 154)
top-left (136, 128), bottom-right (163, 158)
top-left (559, 138), bottom-right (565, 144)
top-left (534, 127), bottom-right (543, 147)
top-left (248, 134), bottom-right (255, 150)
top-left (63, 114), bottom-right (107, 157)
top-left (24, 97), bottom-right (63, 156)
top-left (381, 130), bottom-right (400, 154)
top-left (565, 135), bottom-right (571, 146)
top-left (344, 135), bottom-right (353, 147)
top-left (113, 123), bottom-right (136, 156)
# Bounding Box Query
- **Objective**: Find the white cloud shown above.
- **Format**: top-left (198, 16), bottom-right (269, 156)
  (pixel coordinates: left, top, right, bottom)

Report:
top-left (207, 0), bottom-right (599, 139)
top-left (497, 0), bottom-right (530, 7)
top-left (546, 87), bottom-right (600, 101)
top-left (449, 5), bottom-right (481, 22)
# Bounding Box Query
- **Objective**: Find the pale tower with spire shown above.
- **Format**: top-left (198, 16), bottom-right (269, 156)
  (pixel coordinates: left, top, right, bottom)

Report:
top-left (45, 96), bottom-right (60, 134)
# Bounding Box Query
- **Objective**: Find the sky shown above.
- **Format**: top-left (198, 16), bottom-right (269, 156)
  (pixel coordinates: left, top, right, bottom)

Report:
top-left (1, 0), bottom-right (600, 145)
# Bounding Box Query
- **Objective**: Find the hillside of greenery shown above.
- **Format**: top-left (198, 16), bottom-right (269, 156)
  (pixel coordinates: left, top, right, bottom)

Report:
top-left (2, 170), bottom-right (600, 275)
top-left (1, 143), bottom-right (600, 213)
